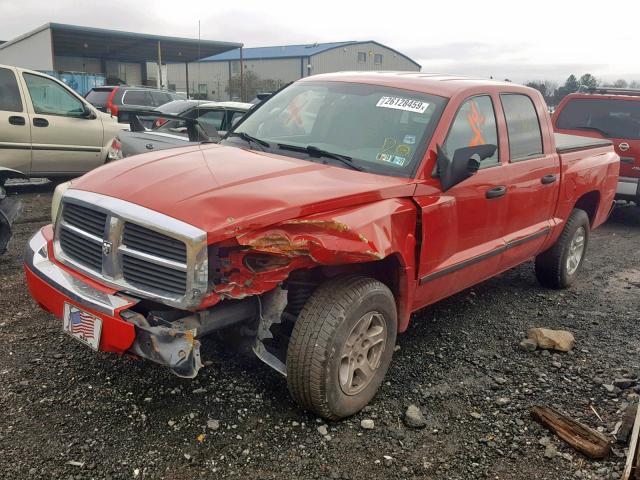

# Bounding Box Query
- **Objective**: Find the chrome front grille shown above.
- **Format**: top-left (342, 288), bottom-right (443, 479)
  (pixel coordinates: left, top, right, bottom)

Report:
top-left (62, 202), bottom-right (107, 237)
top-left (123, 223), bottom-right (187, 263)
top-left (59, 227), bottom-right (103, 270)
top-left (54, 190), bottom-right (208, 309)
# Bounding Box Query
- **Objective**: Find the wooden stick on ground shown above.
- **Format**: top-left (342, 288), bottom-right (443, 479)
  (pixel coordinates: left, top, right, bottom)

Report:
top-left (622, 401), bottom-right (640, 480)
top-left (530, 406), bottom-right (611, 460)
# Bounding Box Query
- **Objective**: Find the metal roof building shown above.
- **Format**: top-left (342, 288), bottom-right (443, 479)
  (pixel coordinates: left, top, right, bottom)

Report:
top-left (0, 23), bottom-right (242, 92)
top-left (166, 40), bottom-right (421, 101)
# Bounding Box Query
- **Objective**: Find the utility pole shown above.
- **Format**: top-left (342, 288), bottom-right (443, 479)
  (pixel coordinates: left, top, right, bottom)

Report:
top-left (239, 46), bottom-right (244, 101)
top-left (157, 40), bottom-right (162, 89)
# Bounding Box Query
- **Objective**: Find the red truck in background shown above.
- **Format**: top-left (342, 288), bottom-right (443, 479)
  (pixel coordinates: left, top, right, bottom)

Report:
top-left (25, 73), bottom-right (619, 420)
top-left (553, 87), bottom-right (640, 202)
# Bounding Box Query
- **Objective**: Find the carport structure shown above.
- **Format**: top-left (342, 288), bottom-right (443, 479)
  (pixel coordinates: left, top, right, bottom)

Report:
top-left (0, 23), bottom-right (243, 95)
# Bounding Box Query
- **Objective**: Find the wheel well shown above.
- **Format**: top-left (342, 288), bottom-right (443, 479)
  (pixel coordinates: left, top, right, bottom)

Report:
top-left (574, 191), bottom-right (600, 226)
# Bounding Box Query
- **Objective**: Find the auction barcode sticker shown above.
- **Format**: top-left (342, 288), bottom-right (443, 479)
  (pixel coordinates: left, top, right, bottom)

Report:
top-left (376, 96), bottom-right (429, 114)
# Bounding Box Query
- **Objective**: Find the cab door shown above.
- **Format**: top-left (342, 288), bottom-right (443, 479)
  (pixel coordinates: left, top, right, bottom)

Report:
top-left (0, 67), bottom-right (32, 174)
top-left (20, 72), bottom-right (103, 176)
top-left (414, 94), bottom-right (509, 309)
top-left (498, 93), bottom-right (560, 269)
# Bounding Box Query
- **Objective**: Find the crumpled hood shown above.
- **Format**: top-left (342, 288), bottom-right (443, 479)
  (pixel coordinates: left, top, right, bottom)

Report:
top-left (71, 144), bottom-right (416, 243)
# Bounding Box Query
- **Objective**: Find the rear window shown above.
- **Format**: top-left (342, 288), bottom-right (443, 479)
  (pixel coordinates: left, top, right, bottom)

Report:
top-left (85, 88), bottom-right (113, 107)
top-left (556, 98), bottom-right (640, 140)
top-left (122, 90), bottom-right (152, 106)
top-left (0, 67), bottom-right (22, 112)
top-left (156, 100), bottom-right (195, 115)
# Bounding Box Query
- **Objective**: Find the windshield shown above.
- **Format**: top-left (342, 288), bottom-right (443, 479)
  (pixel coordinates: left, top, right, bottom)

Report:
top-left (226, 81), bottom-right (447, 177)
top-left (557, 98), bottom-right (640, 140)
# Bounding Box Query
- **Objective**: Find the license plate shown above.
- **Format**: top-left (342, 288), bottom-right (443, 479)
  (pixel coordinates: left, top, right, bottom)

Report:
top-left (63, 303), bottom-right (102, 350)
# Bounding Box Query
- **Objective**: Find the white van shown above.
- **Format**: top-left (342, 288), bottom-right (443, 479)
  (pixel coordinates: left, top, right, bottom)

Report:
top-left (0, 64), bottom-right (121, 178)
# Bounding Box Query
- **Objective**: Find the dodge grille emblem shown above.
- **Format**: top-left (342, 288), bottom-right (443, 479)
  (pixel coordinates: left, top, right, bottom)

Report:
top-left (102, 241), bottom-right (112, 255)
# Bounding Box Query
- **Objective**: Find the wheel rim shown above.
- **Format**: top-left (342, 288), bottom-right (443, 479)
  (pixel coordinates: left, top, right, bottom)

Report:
top-left (566, 226), bottom-right (586, 275)
top-left (339, 311), bottom-right (387, 396)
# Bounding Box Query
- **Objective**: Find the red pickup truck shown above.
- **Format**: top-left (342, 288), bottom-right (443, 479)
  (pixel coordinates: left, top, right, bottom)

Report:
top-left (553, 87), bottom-right (640, 202)
top-left (25, 73), bottom-right (619, 420)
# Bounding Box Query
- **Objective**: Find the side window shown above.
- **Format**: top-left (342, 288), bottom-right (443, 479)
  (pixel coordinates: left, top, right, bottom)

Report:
top-left (197, 110), bottom-right (226, 137)
top-left (229, 110), bottom-right (245, 128)
top-left (374, 54), bottom-right (383, 65)
top-left (444, 95), bottom-right (499, 167)
top-left (150, 91), bottom-right (171, 106)
top-left (500, 94), bottom-right (543, 161)
top-left (357, 52), bottom-right (367, 63)
top-left (122, 90), bottom-right (151, 106)
top-left (0, 68), bottom-right (23, 112)
top-left (23, 73), bottom-right (84, 116)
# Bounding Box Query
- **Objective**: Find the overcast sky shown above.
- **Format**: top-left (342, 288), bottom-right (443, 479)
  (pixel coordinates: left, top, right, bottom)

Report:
top-left (1, 0), bottom-right (638, 84)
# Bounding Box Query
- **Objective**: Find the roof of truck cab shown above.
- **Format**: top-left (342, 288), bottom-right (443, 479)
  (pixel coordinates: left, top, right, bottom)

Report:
top-left (298, 71), bottom-right (526, 98)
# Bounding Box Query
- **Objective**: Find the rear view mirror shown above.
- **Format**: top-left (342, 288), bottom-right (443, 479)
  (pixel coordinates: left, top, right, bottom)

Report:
top-left (436, 144), bottom-right (497, 191)
top-left (82, 105), bottom-right (96, 119)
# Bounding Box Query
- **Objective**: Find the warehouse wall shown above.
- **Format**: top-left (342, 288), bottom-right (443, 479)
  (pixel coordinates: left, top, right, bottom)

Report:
top-left (54, 56), bottom-right (102, 73)
top-left (310, 42), bottom-right (420, 75)
top-left (167, 62), bottom-right (229, 100)
top-left (0, 28), bottom-right (53, 70)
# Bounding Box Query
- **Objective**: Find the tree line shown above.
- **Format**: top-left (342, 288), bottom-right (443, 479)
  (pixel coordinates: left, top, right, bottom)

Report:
top-left (524, 74), bottom-right (640, 106)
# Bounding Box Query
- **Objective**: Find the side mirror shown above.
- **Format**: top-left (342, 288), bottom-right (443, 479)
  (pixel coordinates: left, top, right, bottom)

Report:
top-left (436, 144), bottom-right (497, 191)
top-left (82, 105), bottom-right (96, 119)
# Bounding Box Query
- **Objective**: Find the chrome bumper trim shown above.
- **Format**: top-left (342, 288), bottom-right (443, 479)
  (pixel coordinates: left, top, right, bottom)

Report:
top-left (25, 228), bottom-right (136, 316)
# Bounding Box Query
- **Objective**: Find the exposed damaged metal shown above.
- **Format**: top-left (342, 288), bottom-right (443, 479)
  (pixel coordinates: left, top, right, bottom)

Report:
top-left (202, 199), bottom-right (417, 309)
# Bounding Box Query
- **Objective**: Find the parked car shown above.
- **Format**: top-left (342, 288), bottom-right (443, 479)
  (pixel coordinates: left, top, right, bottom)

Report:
top-left (85, 85), bottom-right (186, 124)
top-left (553, 87), bottom-right (640, 202)
top-left (25, 73), bottom-right (619, 420)
top-left (108, 100), bottom-right (252, 159)
top-left (0, 64), bottom-right (121, 178)
top-left (0, 167), bottom-right (25, 255)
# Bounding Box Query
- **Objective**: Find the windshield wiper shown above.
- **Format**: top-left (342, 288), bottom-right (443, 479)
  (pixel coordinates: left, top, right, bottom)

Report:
top-left (227, 131), bottom-right (271, 150)
top-left (277, 143), bottom-right (364, 172)
top-left (573, 125), bottom-right (610, 137)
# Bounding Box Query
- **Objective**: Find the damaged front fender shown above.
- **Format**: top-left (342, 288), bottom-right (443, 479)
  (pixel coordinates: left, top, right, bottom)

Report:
top-left (204, 198), bottom-right (418, 312)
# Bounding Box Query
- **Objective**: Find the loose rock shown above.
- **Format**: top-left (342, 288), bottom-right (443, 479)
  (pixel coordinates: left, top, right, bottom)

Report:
top-left (360, 419), bottom-right (375, 430)
top-left (527, 328), bottom-right (575, 352)
top-left (404, 404), bottom-right (427, 428)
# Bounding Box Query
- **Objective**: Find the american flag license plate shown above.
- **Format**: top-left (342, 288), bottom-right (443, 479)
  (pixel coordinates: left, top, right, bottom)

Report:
top-left (63, 303), bottom-right (102, 350)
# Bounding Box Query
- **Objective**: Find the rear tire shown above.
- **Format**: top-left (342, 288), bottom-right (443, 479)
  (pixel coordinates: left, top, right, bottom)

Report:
top-left (535, 208), bottom-right (590, 289)
top-left (286, 276), bottom-right (397, 420)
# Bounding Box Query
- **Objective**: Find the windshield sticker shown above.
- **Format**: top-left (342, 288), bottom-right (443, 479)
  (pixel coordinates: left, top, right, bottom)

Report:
top-left (376, 153), bottom-right (406, 166)
top-left (381, 137), bottom-right (396, 153)
top-left (376, 96), bottom-right (429, 114)
top-left (396, 145), bottom-right (411, 156)
top-left (403, 134), bottom-right (416, 144)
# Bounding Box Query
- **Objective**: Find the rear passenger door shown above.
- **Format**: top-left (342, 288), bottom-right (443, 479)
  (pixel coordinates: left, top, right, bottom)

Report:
top-left (498, 93), bottom-right (560, 269)
top-left (0, 67), bottom-right (32, 174)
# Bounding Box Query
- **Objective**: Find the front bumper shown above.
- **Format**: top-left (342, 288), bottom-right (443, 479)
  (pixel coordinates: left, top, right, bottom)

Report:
top-left (616, 177), bottom-right (640, 200)
top-left (25, 226), bottom-right (203, 377)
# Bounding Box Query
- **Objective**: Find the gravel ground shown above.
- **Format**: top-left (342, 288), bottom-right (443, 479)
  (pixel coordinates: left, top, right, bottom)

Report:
top-left (1, 184), bottom-right (639, 480)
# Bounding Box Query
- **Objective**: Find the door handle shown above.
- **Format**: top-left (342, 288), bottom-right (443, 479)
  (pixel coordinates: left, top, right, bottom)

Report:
top-left (485, 186), bottom-right (507, 199)
top-left (621, 157), bottom-right (635, 164)
top-left (33, 118), bottom-right (49, 127)
top-left (8, 115), bottom-right (25, 126)
top-left (541, 174), bottom-right (557, 184)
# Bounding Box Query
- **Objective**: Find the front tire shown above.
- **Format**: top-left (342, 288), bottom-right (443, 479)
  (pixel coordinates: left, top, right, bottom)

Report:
top-left (535, 208), bottom-right (590, 289)
top-left (286, 276), bottom-right (397, 420)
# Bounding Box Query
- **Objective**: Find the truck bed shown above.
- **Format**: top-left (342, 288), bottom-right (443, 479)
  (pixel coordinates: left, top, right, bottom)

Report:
top-left (555, 133), bottom-right (612, 153)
